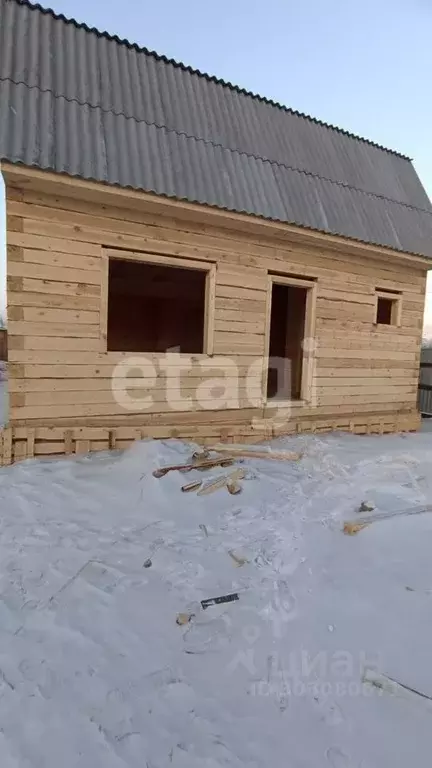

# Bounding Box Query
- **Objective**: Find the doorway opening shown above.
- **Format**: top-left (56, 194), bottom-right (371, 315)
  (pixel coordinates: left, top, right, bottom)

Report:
top-left (266, 282), bottom-right (308, 401)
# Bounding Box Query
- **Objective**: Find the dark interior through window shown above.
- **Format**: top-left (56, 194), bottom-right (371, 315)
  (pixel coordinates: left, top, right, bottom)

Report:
top-left (107, 258), bottom-right (206, 353)
top-left (376, 296), bottom-right (394, 325)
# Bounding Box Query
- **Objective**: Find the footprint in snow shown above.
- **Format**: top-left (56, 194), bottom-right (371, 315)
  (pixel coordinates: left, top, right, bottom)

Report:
top-left (313, 696), bottom-right (344, 726)
top-left (183, 615), bottom-right (232, 654)
top-left (326, 746), bottom-right (358, 767)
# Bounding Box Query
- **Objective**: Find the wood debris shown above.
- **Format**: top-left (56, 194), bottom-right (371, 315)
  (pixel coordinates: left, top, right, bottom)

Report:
top-left (227, 477), bottom-right (243, 495)
top-left (343, 522), bottom-right (370, 536)
top-left (191, 450), bottom-right (211, 462)
top-left (181, 480), bottom-right (203, 493)
top-left (197, 468), bottom-right (246, 497)
top-left (195, 458), bottom-right (236, 472)
top-left (208, 443), bottom-right (302, 462)
top-left (363, 667), bottom-right (432, 707)
top-left (176, 612), bottom-right (194, 626)
top-left (344, 504), bottom-right (432, 534)
top-left (228, 550), bottom-right (248, 567)
top-left (153, 455), bottom-right (236, 478)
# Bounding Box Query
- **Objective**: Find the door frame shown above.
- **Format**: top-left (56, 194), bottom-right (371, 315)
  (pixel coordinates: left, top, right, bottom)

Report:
top-left (263, 274), bottom-right (317, 405)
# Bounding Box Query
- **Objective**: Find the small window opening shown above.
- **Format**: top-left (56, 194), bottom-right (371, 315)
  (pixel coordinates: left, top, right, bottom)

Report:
top-left (107, 259), bottom-right (207, 353)
top-left (266, 283), bottom-right (307, 400)
top-left (375, 290), bottom-right (401, 326)
top-left (376, 296), bottom-right (394, 325)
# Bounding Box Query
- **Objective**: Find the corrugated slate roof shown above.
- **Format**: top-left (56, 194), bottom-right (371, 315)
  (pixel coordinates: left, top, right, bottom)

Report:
top-left (1, 0), bottom-right (432, 257)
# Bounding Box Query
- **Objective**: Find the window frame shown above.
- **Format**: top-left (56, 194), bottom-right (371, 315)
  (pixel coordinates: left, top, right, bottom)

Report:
top-left (263, 274), bottom-right (317, 406)
top-left (100, 249), bottom-right (216, 356)
top-left (374, 289), bottom-right (402, 327)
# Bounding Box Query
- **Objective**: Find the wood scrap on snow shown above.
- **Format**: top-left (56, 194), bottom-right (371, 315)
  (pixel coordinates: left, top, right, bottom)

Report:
top-left (207, 444), bottom-right (303, 462)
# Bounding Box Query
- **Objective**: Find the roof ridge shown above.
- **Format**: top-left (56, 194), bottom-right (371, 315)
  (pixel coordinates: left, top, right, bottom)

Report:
top-left (4, 74), bottom-right (431, 215)
top-left (11, 0), bottom-right (412, 162)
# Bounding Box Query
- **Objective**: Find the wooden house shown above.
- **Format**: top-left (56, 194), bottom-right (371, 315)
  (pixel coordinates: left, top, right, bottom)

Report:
top-left (0, 0), bottom-right (431, 463)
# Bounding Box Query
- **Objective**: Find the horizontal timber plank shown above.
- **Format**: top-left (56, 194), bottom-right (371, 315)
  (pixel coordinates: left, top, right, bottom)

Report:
top-left (216, 269), bottom-right (266, 291)
top-left (316, 393), bottom-right (416, 406)
top-left (9, 377), bottom-right (263, 393)
top-left (8, 231), bottom-right (101, 257)
top-left (7, 167), bottom-right (426, 272)
top-left (8, 323), bottom-right (100, 339)
top-left (8, 307), bottom-right (99, 325)
top-left (316, 299), bottom-right (373, 321)
top-left (7, 277), bottom-right (100, 298)
top-left (214, 297), bottom-right (267, 313)
top-left (213, 344), bottom-right (265, 357)
top-left (9, 247), bottom-right (100, 272)
top-left (7, 291), bottom-right (100, 311)
top-left (315, 318), bottom-right (420, 337)
top-left (317, 288), bottom-right (376, 306)
top-left (214, 320), bottom-right (264, 334)
top-left (20, 216), bottom-right (222, 263)
top-left (316, 337), bottom-right (417, 353)
top-left (9, 362), bottom-right (261, 379)
top-left (9, 406), bottom-right (260, 428)
top-left (14, 387), bottom-right (262, 407)
top-left (9, 402), bottom-right (261, 421)
top-left (403, 299), bottom-right (426, 312)
top-left (214, 309), bottom-right (266, 323)
top-left (8, 336), bottom-right (102, 351)
top-left (7, 350), bottom-right (262, 365)
top-left (12, 192), bottom-right (426, 288)
top-left (317, 357), bottom-right (420, 370)
top-left (11, 208), bottom-right (424, 316)
top-left (214, 332), bottom-right (264, 346)
top-left (317, 281), bottom-right (376, 297)
top-left (317, 328), bottom-right (420, 343)
top-left (262, 402), bottom-right (416, 418)
top-left (215, 285), bottom-right (266, 301)
top-left (316, 348), bottom-right (416, 361)
top-left (315, 385), bottom-right (416, 397)
top-left (8, 260), bottom-right (101, 285)
top-left (317, 376), bottom-right (417, 386)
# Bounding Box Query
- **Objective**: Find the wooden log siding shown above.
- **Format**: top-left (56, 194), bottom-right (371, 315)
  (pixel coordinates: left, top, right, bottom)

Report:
top-left (1, 164), bottom-right (427, 461)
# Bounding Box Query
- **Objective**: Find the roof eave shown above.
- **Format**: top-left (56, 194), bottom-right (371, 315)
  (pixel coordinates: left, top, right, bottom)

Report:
top-left (2, 160), bottom-right (431, 267)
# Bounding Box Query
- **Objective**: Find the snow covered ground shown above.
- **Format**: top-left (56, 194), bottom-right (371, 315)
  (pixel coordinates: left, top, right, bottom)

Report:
top-left (0, 430), bottom-right (432, 767)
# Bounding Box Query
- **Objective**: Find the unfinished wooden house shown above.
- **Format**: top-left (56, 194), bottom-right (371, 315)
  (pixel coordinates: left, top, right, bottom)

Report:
top-left (1, 0), bottom-right (431, 463)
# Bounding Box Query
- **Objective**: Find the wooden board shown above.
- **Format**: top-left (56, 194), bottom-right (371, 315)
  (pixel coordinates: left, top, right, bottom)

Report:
top-left (3, 165), bottom-right (428, 434)
top-left (0, 410), bottom-right (421, 466)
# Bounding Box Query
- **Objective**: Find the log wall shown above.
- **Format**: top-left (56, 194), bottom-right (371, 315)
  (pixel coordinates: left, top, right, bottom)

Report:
top-left (1, 165), bottom-right (427, 463)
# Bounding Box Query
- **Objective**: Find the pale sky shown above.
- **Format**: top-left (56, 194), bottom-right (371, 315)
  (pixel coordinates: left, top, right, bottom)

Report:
top-left (1, 0), bottom-right (431, 328)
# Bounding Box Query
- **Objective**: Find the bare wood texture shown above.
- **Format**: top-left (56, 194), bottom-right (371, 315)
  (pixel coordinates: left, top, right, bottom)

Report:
top-left (0, 411), bottom-right (421, 466)
top-left (4, 164), bottom-right (430, 268)
top-left (3, 167), bottom-right (428, 441)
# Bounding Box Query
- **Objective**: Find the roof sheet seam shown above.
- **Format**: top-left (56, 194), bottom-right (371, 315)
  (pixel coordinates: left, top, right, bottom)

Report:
top-left (7, 0), bottom-right (411, 161)
top-left (2, 75), bottom-right (429, 216)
